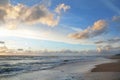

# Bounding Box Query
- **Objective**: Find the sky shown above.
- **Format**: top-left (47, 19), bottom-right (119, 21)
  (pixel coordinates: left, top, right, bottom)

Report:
top-left (0, 0), bottom-right (120, 54)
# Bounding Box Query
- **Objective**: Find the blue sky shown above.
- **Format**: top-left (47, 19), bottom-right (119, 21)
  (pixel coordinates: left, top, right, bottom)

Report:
top-left (0, 0), bottom-right (120, 53)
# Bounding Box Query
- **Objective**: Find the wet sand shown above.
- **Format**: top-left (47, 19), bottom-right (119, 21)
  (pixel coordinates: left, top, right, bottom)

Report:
top-left (85, 72), bottom-right (120, 80)
top-left (91, 61), bottom-right (120, 72)
top-left (87, 54), bottom-right (120, 80)
top-left (91, 54), bottom-right (120, 72)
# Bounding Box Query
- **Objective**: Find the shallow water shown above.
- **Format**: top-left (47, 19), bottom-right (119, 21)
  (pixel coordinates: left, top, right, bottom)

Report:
top-left (0, 55), bottom-right (110, 78)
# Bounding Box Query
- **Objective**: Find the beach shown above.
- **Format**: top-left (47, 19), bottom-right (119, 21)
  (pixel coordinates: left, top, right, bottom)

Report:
top-left (0, 0), bottom-right (120, 80)
top-left (0, 55), bottom-right (120, 80)
top-left (91, 61), bottom-right (120, 72)
top-left (0, 60), bottom-right (109, 80)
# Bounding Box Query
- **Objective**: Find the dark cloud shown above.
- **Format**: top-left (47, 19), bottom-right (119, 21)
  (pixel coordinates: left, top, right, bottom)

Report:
top-left (112, 16), bottom-right (120, 22)
top-left (95, 41), bottom-right (104, 44)
top-left (0, 0), bottom-right (9, 6)
top-left (95, 38), bottom-right (120, 44)
top-left (0, 9), bottom-right (7, 22)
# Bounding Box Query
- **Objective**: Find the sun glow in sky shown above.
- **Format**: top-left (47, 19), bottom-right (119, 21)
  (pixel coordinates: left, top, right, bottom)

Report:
top-left (0, 0), bottom-right (120, 54)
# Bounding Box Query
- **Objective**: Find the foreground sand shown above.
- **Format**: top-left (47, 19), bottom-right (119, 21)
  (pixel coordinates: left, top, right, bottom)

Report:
top-left (91, 54), bottom-right (120, 72)
top-left (91, 61), bottom-right (120, 72)
top-left (88, 54), bottom-right (120, 80)
top-left (85, 72), bottom-right (120, 80)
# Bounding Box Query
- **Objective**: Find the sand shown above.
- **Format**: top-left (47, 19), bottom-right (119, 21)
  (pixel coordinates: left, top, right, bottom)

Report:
top-left (91, 61), bottom-right (120, 72)
top-left (88, 54), bottom-right (120, 80)
top-left (91, 54), bottom-right (120, 72)
top-left (85, 72), bottom-right (120, 80)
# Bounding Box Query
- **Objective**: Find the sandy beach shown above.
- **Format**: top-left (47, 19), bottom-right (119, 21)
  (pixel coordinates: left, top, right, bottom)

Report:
top-left (0, 55), bottom-right (119, 80)
top-left (87, 54), bottom-right (120, 80)
top-left (91, 61), bottom-right (120, 72)
top-left (91, 54), bottom-right (120, 72)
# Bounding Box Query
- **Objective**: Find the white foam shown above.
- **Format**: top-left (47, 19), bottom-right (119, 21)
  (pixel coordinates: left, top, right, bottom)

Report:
top-left (0, 58), bottom-right (112, 80)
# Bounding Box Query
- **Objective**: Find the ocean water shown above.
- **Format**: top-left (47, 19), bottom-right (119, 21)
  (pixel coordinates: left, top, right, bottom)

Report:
top-left (0, 55), bottom-right (108, 78)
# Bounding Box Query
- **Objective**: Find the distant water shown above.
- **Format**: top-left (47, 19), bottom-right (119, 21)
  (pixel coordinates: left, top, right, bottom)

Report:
top-left (0, 55), bottom-right (107, 77)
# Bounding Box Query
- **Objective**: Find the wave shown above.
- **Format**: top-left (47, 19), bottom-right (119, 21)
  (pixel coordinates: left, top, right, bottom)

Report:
top-left (0, 55), bottom-right (105, 77)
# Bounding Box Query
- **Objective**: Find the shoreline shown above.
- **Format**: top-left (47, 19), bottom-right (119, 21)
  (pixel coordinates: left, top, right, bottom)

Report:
top-left (0, 55), bottom-right (120, 80)
top-left (0, 57), bottom-right (110, 80)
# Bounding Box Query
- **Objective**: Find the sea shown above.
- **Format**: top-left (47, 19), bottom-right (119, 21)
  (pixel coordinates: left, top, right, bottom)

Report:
top-left (0, 55), bottom-right (110, 78)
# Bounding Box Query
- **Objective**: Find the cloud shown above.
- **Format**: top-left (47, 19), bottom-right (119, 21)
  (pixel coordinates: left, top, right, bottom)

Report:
top-left (96, 44), bottom-right (120, 55)
top-left (68, 20), bottom-right (108, 39)
top-left (97, 47), bottom-right (102, 53)
top-left (0, 4), bottom-right (59, 28)
top-left (95, 41), bottom-right (104, 44)
top-left (22, 4), bottom-right (60, 27)
top-left (95, 38), bottom-right (120, 44)
top-left (0, 0), bottom-right (9, 6)
top-left (0, 1), bottom-right (70, 29)
top-left (55, 3), bottom-right (70, 14)
top-left (96, 45), bottom-right (112, 53)
top-left (0, 9), bottom-right (6, 22)
top-left (112, 16), bottom-right (120, 22)
top-left (95, 38), bottom-right (120, 54)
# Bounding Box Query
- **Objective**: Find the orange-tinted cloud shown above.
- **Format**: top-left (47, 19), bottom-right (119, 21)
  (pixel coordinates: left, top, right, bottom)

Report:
top-left (68, 20), bottom-right (108, 39)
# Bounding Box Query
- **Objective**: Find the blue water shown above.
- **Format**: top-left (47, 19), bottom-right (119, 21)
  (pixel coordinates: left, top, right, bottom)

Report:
top-left (0, 55), bottom-right (105, 77)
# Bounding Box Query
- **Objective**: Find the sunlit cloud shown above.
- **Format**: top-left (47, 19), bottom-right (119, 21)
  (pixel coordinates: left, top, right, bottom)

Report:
top-left (95, 37), bottom-right (120, 53)
top-left (96, 44), bottom-right (120, 54)
top-left (55, 3), bottom-right (70, 14)
top-left (68, 20), bottom-right (108, 39)
top-left (0, 1), bottom-right (70, 29)
top-left (96, 45), bottom-right (112, 53)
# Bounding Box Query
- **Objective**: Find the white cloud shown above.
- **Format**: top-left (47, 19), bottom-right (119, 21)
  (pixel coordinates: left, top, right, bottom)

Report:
top-left (55, 3), bottom-right (70, 14)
